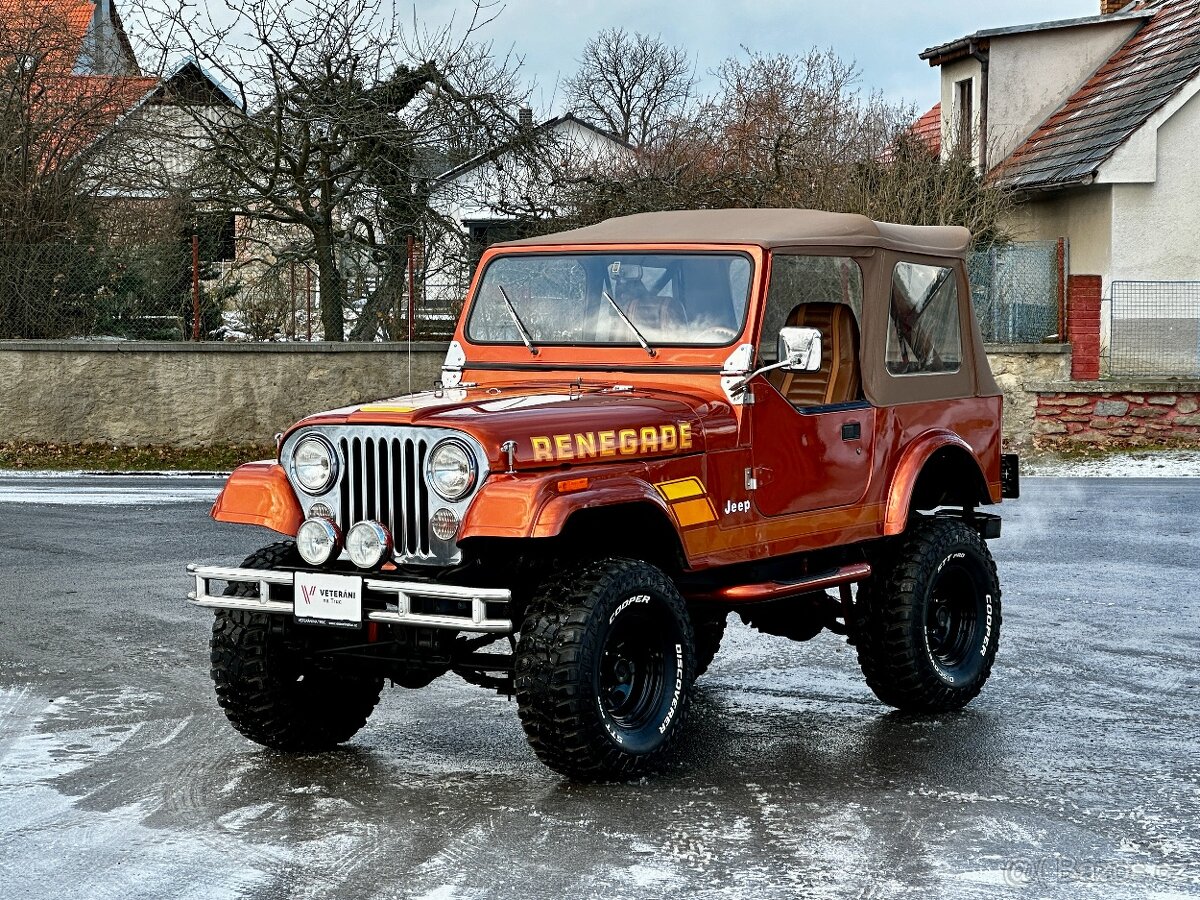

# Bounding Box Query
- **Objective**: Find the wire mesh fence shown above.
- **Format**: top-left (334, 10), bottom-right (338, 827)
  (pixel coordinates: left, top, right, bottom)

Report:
top-left (968, 240), bottom-right (1065, 344)
top-left (1109, 281), bottom-right (1200, 378)
top-left (0, 241), bottom-right (444, 342)
top-left (0, 243), bottom-right (205, 340)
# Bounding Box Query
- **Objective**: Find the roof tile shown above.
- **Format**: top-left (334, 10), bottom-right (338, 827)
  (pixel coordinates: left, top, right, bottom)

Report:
top-left (997, 0), bottom-right (1200, 190)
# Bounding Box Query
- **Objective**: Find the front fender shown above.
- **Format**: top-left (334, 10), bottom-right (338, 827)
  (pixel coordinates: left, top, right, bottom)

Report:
top-left (883, 430), bottom-right (987, 536)
top-left (459, 469), bottom-right (671, 540)
top-left (211, 461), bottom-right (303, 537)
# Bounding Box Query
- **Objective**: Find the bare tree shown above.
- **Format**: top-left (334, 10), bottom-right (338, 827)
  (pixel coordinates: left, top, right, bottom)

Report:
top-left (128, 0), bottom-right (534, 340)
top-left (564, 28), bottom-right (695, 148)
top-left (559, 45), bottom-right (1011, 244)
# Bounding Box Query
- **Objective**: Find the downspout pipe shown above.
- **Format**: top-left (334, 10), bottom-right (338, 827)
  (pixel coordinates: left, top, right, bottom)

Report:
top-left (970, 42), bottom-right (990, 173)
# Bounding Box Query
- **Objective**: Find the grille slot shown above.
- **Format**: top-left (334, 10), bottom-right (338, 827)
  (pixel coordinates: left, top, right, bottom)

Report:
top-left (337, 431), bottom-right (434, 560)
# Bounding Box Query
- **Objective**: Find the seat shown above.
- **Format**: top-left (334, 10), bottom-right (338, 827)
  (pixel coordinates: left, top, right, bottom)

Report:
top-left (627, 296), bottom-right (689, 339)
top-left (768, 302), bottom-right (861, 407)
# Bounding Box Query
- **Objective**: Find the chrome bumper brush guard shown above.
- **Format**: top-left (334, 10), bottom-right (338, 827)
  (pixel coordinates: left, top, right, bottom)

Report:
top-left (186, 564), bottom-right (513, 633)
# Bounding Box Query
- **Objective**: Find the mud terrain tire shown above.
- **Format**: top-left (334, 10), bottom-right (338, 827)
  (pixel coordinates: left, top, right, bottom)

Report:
top-left (855, 519), bottom-right (1001, 713)
top-left (210, 542), bottom-right (383, 751)
top-left (514, 558), bottom-right (695, 781)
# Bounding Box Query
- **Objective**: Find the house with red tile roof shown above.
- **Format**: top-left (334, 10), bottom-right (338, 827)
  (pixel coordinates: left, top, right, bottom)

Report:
top-left (920, 0), bottom-right (1200, 295)
top-left (2, 0), bottom-right (238, 226)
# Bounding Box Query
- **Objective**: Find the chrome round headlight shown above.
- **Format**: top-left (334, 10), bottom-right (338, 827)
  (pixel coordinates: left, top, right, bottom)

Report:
top-left (346, 520), bottom-right (392, 569)
top-left (426, 439), bottom-right (477, 501)
top-left (296, 517), bottom-right (341, 566)
top-left (292, 435), bottom-right (337, 495)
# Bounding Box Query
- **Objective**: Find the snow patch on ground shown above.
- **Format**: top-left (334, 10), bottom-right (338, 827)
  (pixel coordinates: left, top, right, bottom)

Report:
top-left (0, 686), bottom-right (268, 900)
top-left (1024, 451), bottom-right (1200, 478)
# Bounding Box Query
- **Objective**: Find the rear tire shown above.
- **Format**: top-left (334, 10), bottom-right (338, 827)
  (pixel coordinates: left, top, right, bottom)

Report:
top-left (514, 558), bottom-right (695, 781)
top-left (209, 542), bottom-right (383, 751)
top-left (855, 519), bottom-right (1001, 713)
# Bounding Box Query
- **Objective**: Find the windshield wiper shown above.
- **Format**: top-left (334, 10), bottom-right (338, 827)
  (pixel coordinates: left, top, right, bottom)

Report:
top-left (496, 284), bottom-right (538, 356)
top-left (601, 290), bottom-right (656, 358)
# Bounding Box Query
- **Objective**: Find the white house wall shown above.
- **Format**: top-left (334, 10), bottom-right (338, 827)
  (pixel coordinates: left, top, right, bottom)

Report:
top-left (938, 57), bottom-right (983, 164)
top-left (1004, 186), bottom-right (1114, 347)
top-left (1109, 89), bottom-right (1200, 306)
top-left (984, 21), bottom-right (1140, 170)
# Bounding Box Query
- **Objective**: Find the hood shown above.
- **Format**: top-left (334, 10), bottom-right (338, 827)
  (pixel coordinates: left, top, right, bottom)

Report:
top-left (288, 381), bottom-right (737, 471)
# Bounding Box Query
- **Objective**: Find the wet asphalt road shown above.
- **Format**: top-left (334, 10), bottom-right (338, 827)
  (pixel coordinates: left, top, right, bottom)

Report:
top-left (0, 474), bottom-right (1198, 900)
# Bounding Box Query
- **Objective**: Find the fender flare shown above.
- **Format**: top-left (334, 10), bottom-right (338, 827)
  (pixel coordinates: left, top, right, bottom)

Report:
top-left (459, 471), bottom-right (675, 541)
top-left (883, 431), bottom-right (989, 536)
top-left (210, 461), bottom-right (303, 537)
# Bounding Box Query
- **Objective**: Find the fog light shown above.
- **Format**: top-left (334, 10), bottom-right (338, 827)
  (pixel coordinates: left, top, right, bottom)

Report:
top-left (297, 517), bottom-right (341, 566)
top-left (430, 508), bottom-right (460, 541)
top-left (346, 520), bottom-right (392, 569)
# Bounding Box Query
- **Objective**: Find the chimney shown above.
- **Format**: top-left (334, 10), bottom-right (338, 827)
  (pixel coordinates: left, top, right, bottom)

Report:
top-left (1101, 1), bottom-right (1126, 13)
top-left (518, 107), bottom-right (534, 129)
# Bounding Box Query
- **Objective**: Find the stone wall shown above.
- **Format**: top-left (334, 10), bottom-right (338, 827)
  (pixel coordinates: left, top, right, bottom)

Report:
top-left (0, 341), bottom-right (1103, 452)
top-left (984, 344), bottom-right (1073, 450)
top-left (0, 341), bottom-right (449, 447)
top-left (1030, 380), bottom-right (1200, 448)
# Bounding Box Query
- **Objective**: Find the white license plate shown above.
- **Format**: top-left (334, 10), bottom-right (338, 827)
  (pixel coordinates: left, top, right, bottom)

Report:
top-left (293, 572), bottom-right (362, 628)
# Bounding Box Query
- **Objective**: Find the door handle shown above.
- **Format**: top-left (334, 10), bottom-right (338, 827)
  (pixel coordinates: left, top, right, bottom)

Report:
top-left (841, 422), bottom-right (862, 441)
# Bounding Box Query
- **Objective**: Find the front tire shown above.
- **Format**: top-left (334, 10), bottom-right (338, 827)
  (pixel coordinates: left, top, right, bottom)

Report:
top-left (210, 542), bottom-right (383, 751)
top-left (514, 558), bottom-right (695, 781)
top-left (855, 519), bottom-right (1001, 713)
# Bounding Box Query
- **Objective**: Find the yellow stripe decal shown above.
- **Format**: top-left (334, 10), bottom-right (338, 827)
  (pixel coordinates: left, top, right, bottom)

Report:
top-left (655, 477), bottom-right (706, 502)
top-left (359, 404), bottom-right (415, 413)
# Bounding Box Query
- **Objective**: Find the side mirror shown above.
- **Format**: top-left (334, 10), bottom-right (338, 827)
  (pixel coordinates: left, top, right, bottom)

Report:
top-left (778, 326), bottom-right (822, 372)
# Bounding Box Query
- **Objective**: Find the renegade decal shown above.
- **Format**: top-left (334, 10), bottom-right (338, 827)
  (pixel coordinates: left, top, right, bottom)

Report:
top-left (653, 477), bottom-right (718, 529)
top-left (531, 422), bottom-right (693, 463)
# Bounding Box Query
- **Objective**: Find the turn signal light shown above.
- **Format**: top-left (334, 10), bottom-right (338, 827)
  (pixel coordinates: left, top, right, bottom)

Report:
top-left (556, 477), bottom-right (590, 494)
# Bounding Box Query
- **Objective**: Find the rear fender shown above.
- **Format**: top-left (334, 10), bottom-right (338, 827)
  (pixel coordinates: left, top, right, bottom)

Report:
top-left (211, 461), bottom-right (303, 537)
top-left (883, 431), bottom-right (990, 536)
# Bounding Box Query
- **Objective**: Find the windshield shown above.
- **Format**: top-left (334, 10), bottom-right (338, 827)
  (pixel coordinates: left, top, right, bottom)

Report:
top-left (466, 252), bottom-right (753, 347)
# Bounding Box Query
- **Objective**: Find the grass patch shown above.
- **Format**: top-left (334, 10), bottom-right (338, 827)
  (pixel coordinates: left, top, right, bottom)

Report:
top-left (0, 442), bottom-right (275, 472)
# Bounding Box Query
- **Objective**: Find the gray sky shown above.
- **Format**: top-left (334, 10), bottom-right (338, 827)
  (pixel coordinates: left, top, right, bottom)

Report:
top-left (414, 0), bottom-right (1103, 113)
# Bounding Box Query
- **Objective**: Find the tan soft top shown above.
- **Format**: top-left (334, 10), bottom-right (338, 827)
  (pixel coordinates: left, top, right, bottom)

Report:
top-left (502, 209), bottom-right (972, 257)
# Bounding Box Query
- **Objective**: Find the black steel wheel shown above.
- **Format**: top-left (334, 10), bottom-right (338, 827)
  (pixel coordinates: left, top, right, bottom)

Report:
top-left (209, 542), bottom-right (383, 751)
top-left (514, 558), bottom-right (695, 781)
top-left (855, 518), bottom-right (1001, 712)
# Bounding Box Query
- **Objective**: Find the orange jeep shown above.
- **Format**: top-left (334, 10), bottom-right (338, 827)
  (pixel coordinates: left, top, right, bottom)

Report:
top-left (189, 210), bottom-right (1020, 780)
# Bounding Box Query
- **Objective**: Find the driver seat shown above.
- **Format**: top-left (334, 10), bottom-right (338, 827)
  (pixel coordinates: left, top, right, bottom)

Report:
top-left (770, 302), bottom-right (861, 407)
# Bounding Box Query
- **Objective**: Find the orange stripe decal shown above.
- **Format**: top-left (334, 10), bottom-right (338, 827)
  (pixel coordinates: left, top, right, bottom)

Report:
top-left (673, 497), bottom-right (718, 527)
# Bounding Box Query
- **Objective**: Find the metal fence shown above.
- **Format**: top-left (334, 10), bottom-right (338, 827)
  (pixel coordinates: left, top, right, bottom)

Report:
top-left (968, 240), bottom-right (1065, 344)
top-left (1109, 281), bottom-right (1200, 378)
top-left (0, 242), bottom-right (446, 342)
top-left (0, 243), bottom-right (201, 341)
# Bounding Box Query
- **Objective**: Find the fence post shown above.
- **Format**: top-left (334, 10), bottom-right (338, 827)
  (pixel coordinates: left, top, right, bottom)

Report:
top-left (407, 235), bottom-right (416, 341)
top-left (192, 234), bottom-right (201, 342)
top-left (1068, 275), bottom-right (1102, 381)
top-left (306, 267), bottom-right (313, 342)
top-left (1055, 238), bottom-right (1067, 341)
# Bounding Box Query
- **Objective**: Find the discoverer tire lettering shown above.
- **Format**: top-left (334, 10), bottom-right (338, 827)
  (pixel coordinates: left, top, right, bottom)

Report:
top-left (514, 558), bottom-right (695, 781)
top-left (854, 519), bottom-right (1002, 713)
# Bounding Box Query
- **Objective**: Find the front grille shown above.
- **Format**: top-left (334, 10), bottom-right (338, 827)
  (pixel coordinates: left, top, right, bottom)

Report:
top-left (337, 434), bottom-right (432, 557)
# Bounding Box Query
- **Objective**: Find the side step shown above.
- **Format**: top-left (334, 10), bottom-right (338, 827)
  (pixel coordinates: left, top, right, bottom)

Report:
top-left (689, 562), bottom-right (872, 604)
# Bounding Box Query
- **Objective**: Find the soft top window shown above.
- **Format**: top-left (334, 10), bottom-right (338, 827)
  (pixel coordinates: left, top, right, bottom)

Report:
top-left (466, 252), bottom-right (753, 348)
top-left (886, 261), bottom-right (962, 376)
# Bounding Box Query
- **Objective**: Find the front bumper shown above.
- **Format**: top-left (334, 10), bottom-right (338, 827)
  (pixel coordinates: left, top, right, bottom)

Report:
top-left (186, 564), bottom-right (513, 633)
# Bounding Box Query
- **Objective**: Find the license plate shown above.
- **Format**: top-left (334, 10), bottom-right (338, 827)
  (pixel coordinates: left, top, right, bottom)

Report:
top-left (293, 572), bottom-right (362, 628)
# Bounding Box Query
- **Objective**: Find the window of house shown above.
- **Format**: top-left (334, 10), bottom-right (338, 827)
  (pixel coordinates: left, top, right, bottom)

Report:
top-left (886, 261), bottom-right (962, 375)
top-left (955, 78), bottom-right (974, 155)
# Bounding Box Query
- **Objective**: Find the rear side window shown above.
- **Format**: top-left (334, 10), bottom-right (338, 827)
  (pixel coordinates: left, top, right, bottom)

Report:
top-left (886, 262), bottom-right (962, 375)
